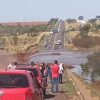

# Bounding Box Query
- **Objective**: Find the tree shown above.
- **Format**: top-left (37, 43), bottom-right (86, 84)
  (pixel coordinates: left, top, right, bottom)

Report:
top-left (78, 16), bottom-right (84, 20)
top-left (79, 24), bottom-right (91, 37)
top-left (96, 24), bottom-right (100, 30)
top-left (66, 18), bottom-right (76, 24)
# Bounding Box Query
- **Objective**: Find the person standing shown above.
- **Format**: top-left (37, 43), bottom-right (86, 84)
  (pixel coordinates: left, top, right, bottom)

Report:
top-left (51, 60), bottom-right (59, 93)
top-left (30, 61), bottom-right (35, 67)
top-left (7, 61), bottom-right (18, 70)
top-left (7, 62), bottom-right (13, 70)
top-left (43, 65), bottom-right (48, 83)
top-left (59, 63), bottom-right (64, 84)
top-left (47, 63), bottom-right (52, 82)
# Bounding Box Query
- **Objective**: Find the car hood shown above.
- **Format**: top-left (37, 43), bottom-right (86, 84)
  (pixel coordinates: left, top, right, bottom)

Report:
top-left (0, 88), bottom-right (30, 100)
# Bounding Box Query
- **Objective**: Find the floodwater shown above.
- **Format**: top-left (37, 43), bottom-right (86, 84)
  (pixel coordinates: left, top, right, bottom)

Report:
top-left (30, 51), bottom-right (92, 82)
top-left (30, 51), bottom-right (90, 65)
top-left (12, 50), bottom-right (92, 83)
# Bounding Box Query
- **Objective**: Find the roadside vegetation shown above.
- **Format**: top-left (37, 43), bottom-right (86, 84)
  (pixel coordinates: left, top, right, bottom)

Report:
top-left (65, 18), bottom-right (100, 95)
top-left (47, 18), bottom-right (58, 31)
top-left (63, 72), bottom-right (77, 97)
top-left (65, 19), bottom-right (100, 51)
top-left (0, 18), bottom-right (58, 54)
top-left (0, 32), bottom-right (48, 54)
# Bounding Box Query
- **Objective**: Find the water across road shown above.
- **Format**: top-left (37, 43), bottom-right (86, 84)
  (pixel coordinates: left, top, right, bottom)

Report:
top-left (30, 50), bottom-right (92, 82)
top-left (30, 51), bottom-right (90, 65)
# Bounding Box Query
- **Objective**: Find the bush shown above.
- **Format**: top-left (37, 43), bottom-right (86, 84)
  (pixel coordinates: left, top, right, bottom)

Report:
top-left (73, 36), bottom-right (100, 48)
top-left (73, 36), bottom-right (94, 48)
top-left (13, 35), bottom-right (18, 45)
top-left (79, 24), bottom-right (91, 37)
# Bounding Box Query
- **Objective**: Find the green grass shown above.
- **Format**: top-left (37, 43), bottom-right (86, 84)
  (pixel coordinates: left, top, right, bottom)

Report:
top-left (63, 73), bottom-right (77, 97)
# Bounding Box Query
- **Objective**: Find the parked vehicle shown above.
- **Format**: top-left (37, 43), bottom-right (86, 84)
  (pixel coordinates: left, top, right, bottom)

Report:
top-left (16, 66), bottom-right (47, 97)
top-left (0, 70), bottom-right (43, 100)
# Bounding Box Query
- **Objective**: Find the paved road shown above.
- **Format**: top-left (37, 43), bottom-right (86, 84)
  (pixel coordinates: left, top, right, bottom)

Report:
top-left (45, 75), bottom-right (70, 100)
top-left (53, 21), bottom-right (65, 51)
top-left (43, 20), bottom-right (65, 51)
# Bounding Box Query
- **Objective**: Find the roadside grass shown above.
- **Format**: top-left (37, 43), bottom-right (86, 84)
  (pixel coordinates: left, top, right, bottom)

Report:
top-left (37, 32), bottom-right (49, 51)
top-left (64, 31), bottom-right (75, 51)
top-left (73, 73), bottom-right (100, 97)
top-left (62, 72), bottom-right (77, 97)
top-left (2, 32), bottom-right (49, 53)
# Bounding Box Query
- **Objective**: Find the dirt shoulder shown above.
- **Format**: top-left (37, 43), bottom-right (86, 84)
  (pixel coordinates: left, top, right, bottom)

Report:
top-left (45, 75), bottom-right (71, 100)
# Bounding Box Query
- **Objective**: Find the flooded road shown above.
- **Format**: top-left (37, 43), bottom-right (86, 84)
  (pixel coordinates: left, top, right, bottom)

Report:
top-left (0, 50), bottom-right (92, 81)
top-left (30, 50), bottom-right (93, 82)
top-left (30, 51), bottom-right (90, 65)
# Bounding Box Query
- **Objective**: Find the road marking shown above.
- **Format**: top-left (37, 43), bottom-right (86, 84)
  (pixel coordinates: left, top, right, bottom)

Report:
top-left (64, 22), bottom-right (66, 50)
top-left (52, 33), bottom-right (58, 50)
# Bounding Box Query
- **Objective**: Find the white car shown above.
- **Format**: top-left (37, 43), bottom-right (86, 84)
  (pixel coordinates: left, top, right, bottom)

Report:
top-left (49, 31), bottom-right (53, 34)
top-left (55, 40), bottom-right (61, 45)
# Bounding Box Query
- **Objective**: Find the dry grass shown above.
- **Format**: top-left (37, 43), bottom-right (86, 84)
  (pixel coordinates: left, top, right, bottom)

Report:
top-left (4, 32), bottom-right (49, 53)
top-left (73, 36), bottom-right (100, 48)
top-left (65, 22), bottom-right (100, 51)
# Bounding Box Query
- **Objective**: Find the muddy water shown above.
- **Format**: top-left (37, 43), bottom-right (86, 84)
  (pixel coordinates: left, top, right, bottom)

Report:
top-left (30, 51), bottom-right (90, 65)
top-left (0, 51), bottom-right (91, 81)
top-left (30, 51), bottom-right (92, 82)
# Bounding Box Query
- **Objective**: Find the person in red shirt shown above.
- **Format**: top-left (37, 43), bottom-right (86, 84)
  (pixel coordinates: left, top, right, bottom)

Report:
top-left (51, 60), bottom-right (59, 93)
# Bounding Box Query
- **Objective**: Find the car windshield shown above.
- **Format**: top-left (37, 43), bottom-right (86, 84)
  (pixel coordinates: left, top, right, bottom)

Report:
top-left (0, 74), bottom-right (29, 88)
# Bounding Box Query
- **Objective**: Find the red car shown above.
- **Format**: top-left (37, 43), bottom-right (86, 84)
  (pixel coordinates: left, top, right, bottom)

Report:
top-left (0, 70), bottom-right (43, 100)
top-left (16, 66), bottom-right (46, 96)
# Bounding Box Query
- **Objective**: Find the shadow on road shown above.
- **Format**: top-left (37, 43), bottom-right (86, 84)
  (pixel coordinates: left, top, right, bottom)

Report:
top-left (61, 81), bottom-right (68, 84)
top-left (58, 90), bottom-right (68, 93)
top-left (45, 94), bottom-right (56, 99)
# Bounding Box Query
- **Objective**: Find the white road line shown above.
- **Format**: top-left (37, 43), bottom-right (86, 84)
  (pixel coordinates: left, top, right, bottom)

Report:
top-left (52, 33), bottom-right (58, 50)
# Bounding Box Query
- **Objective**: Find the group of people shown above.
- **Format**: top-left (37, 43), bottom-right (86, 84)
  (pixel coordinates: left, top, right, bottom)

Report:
top-left (39, 60), bottom-right (64, 93)
top-left (7, 60), bottom-right (64, 93)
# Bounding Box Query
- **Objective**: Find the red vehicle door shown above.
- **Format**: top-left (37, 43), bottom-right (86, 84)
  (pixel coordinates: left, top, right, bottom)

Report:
top-left (28, 72), bottom-right (43, 100)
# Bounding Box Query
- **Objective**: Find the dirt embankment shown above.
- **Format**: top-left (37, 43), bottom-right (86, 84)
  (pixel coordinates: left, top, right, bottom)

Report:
top-left (0, 31), bottom-right (49, 69)
top-left (0, 50), bottom-right (34, 69)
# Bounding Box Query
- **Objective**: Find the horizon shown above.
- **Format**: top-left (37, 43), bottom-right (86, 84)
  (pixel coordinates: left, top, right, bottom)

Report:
top-left (0, 0), bottom-right (100, 22)
top-left (0, 17), bottom-right (98, 23)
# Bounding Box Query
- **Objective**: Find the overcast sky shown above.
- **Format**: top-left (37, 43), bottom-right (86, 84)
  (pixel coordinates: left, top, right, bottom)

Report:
top-left (0, 0), bottom-right (100, 22)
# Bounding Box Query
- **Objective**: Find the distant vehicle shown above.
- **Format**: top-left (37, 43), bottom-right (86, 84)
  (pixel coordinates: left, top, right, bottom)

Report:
top-left (0, 70), bottom-right (43, 100)
top-left (49, 31), bottom-right (53, 34)
top-left (55, 40), bottom-right (61, 45)
top-left (52, 28), bottom-right (58, 33)
top-left (41, 42), bottom-right (47, 47)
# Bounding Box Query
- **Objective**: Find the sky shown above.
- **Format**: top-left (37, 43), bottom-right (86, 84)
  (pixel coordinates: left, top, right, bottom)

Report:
top-left (0, 0), bottom-right (100, 22)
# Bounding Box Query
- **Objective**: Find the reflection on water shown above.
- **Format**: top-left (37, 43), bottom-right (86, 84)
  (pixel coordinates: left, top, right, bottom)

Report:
top-left (70, 65), bottom-right (92, 83)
